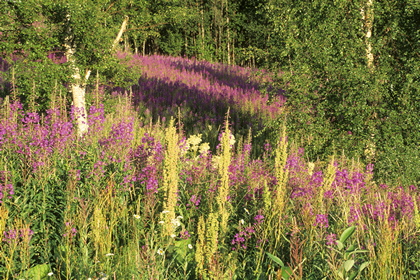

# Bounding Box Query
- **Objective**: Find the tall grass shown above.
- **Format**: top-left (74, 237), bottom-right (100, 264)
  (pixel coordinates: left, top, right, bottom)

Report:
top-left (0, 56), bottom-right (419, 279)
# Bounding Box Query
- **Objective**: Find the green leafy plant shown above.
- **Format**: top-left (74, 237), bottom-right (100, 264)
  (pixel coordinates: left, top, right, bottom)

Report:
top-left (327, 226), bottom-right (370, 280)
top-left (19, 264), bottom-right (53, 280)
top-left (266, 252), bottom-right (293, 280)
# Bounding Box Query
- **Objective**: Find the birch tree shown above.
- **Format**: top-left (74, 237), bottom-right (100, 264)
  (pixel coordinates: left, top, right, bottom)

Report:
top-left (0, 0), bottom-right (139, 137)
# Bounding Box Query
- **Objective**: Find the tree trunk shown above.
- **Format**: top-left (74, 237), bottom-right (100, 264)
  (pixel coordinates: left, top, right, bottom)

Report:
top-left (200, 3), bottom-right (205, 59)
top-left (111, 16), bottom-right (129, 51)
top-left (66, 15), bottom-right (129, 137)
top-left (362, 0), bottom-right (374, 70)
top-left (64, 13), bottom-right (90, 137)
top-left (226, 5), bottom-right (230, 65)
top-left (64, 40), bottom-right (90, 137)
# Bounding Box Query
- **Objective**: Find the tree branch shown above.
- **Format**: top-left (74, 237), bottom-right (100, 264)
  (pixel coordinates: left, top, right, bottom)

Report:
top-left (111, 15), bottom-right (129, 51)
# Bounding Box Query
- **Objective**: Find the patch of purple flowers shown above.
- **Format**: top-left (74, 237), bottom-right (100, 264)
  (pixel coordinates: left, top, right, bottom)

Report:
top-left (314, 214), bottom-right (329, 228)
top-left (231, 226), bottom-right (256, 250)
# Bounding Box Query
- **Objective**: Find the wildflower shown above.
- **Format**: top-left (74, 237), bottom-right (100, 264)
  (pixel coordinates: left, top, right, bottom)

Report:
top-left (171, 218), bottom-right (181, 228)
top-left (308, 162), bottom-right (315, 176)
top-left (190, 194), bottom-right (201, 207)
top-left (187, 134), bottom-right (202, 147)
top-left (229, 132), bottom-right (236, 146)
top-left (244, 208), bottom-right (250, 215)
top-left (157, 248), bottom-right (164, 255)
top-left (348, 206), bottom-right (361, 225)
top-left (47, 272), bottom-right (54, 276)
top-left (314, 214), bottom-right (329, 228)
top-left (239, 219), bottom-right (245, 225)
top-left (211, 156), bottom-right (220, 168)
top-left (199, 142), bottom-right (210, 154)
top-left (188, 244), bottom-right (193, 249)
top-left (325, 233), bottom-right (337, 246)
top-left (170, 234), bottom-right (176, 238)
top-left (159, 221), bottom-right (164, 224)
top-left (179, 230), bottom-right (191, 239)
top-left (105, 253), bottom-right (114, 257)
top-left (161, 210), bottom-right (170, 214)
top-left (254, 214), bottom-right (264, 224)
top-left (133, 214), bottom-right (141, 219)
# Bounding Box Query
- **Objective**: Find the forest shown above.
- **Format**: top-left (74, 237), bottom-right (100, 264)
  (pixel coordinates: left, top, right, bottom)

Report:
top-left (0, 0), bottom-right (419, 279)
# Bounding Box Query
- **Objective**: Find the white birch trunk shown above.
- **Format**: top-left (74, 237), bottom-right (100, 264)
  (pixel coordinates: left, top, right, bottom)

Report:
top-left (111, 16), bottom-right (129, 51)
top-left (361, 0), bottom-right (374, 70)
top-left (200, 5), bottom-right (205, 59)
top-left (64, 15), bottom-right (129, 137)
top-left (64, 14), bottom-right (90, 137)
top-left (65, 42), bottom-right (90, 137)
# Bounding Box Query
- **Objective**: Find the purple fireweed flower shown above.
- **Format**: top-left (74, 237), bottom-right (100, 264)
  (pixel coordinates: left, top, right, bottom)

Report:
top-left (19, 228), bottom-right (34, 239)
top-left (0, 183), bottom-right (14, 204)
top-left (99, 120), bottom-right (134, 149)
top-left (263, 142), bottom-right (272, 154)
top-left (366, 163), bottom-right (374, 173)
top-left (124, 55), bottom-right (284, 135)
top-left (379, 184), bottom-right (389, 190)
top-left (131, 134), bottom-right (164, 195)
top-left (323, 190), bottom-right (334, 199)
top-left (21, 112), bottom-right (41, 124)
top-left (333, 169), bottom-right (366, 194)
top-left (387, 189), bottom-right (415, 219)
top-left (314, 214), bottom-right (329, 228)
top-left (189, 194), bottom-right (201, 207)
top-left (408, 185), bottom-right (417, 192)
top-left (373, 201), bottom-right (387, 221)
top-left (88, 104), bottom-right (105, 131)
top-left (325, 233), bottom-right (337, 246)
top-left (0, 171), bottom-right (14, 204)
top-left (348, 206), bottom-right (361, 225)
top-left (179, 230), bottom-right (191, 239)
top-left (3, 228), bottom-right (34, 243)
top-left (254, 214), bottom-right (264, 224)
top-left (231, 225), bottom-right (256, 250)
top-left (63, 221), bottom-right (77, 238)
top-left (3, 229), bottom-right (17, 242)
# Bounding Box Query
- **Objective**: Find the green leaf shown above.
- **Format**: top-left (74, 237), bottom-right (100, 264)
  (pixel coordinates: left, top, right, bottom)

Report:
top-left (172, 238), bottom-right (193, 263)
top-left (336, 240), bottom-right (344, 250)
top-left (359, 261), bottom-right (370, 273)
top-left (22, 264), bottom-right (50, 280)
top-left (281, 266), bottom-right (293, 280)
top-left (348, 270), bottom-right (359, 280)
top-left (348, 249), bottom-right (369, 255)
top-left (266, 252), bottom-right (285, 267)
top-left (345, 244), bottom-right (356, 253)
top-left (344, 259), bottom-right (355, 272)
top-left (339, 226), bottom-right (356, 244)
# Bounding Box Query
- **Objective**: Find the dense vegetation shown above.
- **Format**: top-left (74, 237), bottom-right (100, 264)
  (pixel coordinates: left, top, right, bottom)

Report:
top-left (0, 0), bottom-right (419, 279)
top-left (1, 0), bottom-right (418, 185)
top-left (1, 55), bottom-right (419, 279)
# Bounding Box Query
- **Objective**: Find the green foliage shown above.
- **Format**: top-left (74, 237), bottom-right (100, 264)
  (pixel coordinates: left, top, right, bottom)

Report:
top-left (329, 227), bottom-right (370, 280)
top-left (268, 0), bottom-right (420, 185)
top-left (266, 252), bottom-right (292, 280)
top-left (20, 264), bottom-right (52, 280)
top-left (0, 0), bottom-right (141, 110)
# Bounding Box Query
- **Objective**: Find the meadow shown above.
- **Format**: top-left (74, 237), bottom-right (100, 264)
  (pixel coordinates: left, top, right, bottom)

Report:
top-left (0, 54), bottom-right (419, 279)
